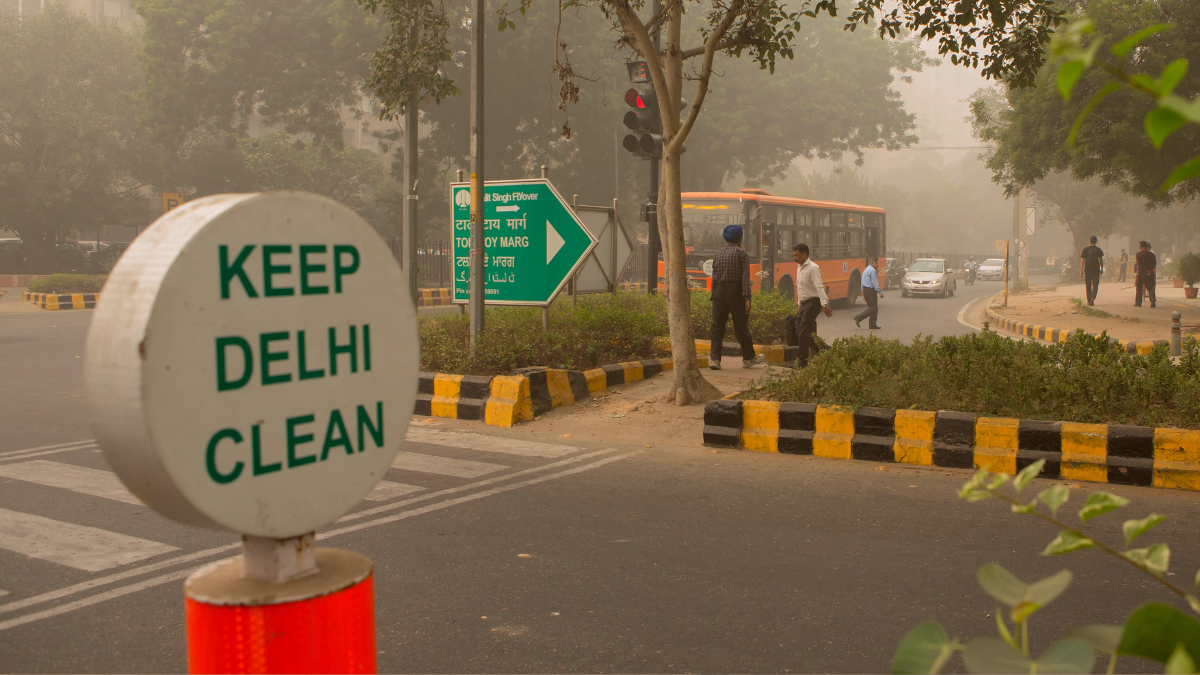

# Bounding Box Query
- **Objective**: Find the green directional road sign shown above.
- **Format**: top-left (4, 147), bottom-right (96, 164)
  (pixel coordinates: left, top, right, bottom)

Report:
top-left (450, 179), bottom-right (597, 306)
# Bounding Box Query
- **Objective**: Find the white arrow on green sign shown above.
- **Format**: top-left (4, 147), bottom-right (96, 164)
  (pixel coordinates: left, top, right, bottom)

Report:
top-left (451, 179), bottom-right (597, 306)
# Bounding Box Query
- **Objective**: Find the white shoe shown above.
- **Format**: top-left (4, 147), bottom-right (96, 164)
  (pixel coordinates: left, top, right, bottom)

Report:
top-left (743, 354), bottom-right (765, 368)
top-left (709, 359), bottom-right (722, 370)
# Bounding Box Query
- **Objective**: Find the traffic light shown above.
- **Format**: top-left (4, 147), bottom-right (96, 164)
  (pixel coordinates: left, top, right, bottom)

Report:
top-left (622, 82), bottom-right (662, 158)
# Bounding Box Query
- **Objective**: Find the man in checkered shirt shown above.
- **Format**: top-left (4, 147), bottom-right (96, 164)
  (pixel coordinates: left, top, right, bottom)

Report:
top-left (709, 225), bottom-right (765, 370)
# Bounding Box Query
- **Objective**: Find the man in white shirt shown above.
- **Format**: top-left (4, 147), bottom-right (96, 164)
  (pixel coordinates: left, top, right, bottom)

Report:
top-left (791, 243), bottom-right (833, 367)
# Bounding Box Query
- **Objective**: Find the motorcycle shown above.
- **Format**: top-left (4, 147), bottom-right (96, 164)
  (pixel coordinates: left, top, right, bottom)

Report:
top-left (963, 262), bottom-right (978, 285)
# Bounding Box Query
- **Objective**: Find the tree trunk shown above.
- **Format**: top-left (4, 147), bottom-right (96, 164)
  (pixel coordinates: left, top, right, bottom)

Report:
top-left (660, 120), bottom-right (721, 405)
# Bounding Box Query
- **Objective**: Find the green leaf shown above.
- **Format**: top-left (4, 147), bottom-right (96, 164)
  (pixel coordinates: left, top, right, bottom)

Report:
top-left (1123, 513), bottom-right (1166, 546)
top-left (1195, 567), bottom-right (1200, 590)
top-left (1027, 569), bottom-right (1073, 607)
top-left (977, 563), bottom-right (1026, 606)
top-left (892, 622), bottom-right (956, 674)
top-left (1068, 82), bottom-right (1123, 147)
top-left (1058, 61), bottom-right (1086, 102)
top-left (963, 637), bottom-right (1033, 674)
top-left (1012, 570), bottom-right (1073, 623)
top-left (1064, 625), bottom-right (1124, 654)
top-left (1161, 154), bottom-right (1200, 193)
top-left (1013, 460), bottom-right (1044, 494)
top-left (1110, 23), bottom-right (1171, 59)
top-left (962, 489), bottom-right (994, 502)
top-left (1043, 530), bottom-right (1096, 556)
top-left (1119, 602), bottom-right (1200, 664)
top-left (1160, 59), bottom-right (1189, 96)
top-left (1078, 492), bottom-right (1129, 522)
top-left (1038, 485), bottom-right (1071, 517)
top-left (1145, 108), bottom-right (1187, 148)
top-left (1132, 74), bottom-right (1162, 96)
top-left (1124, 543), bottom-right (1171, 576)
top-left (959, 469), bottom-right (989, 498)
top-left (1012, 499), bottom-right (1038, 514)
top-left (1036, 638), bottom-right (1096, 674)
top-left (986, 474), bottom-right (1010, 490)
top-left (1167, 643), bottom-right (1197, 674)
top-left (1187, 595), bottom-right (1200, 615)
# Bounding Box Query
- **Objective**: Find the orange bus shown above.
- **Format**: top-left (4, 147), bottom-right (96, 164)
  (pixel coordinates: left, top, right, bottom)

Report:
top-left (658, 188), bottom-right (887, 306)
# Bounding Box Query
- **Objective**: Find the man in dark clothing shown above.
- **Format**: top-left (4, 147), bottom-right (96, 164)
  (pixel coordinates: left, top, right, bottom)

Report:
top-left (1118, 249), bottom-right (1128, 282)
top-left (1135, 240), bottom-right (1157, 308)
top-left (709, 225), bottom-right (765, 370)
top-left (1079, 236), bottom-right (1104, 305)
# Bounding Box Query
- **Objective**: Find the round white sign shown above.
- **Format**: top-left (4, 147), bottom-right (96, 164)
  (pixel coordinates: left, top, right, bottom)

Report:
top-left (85, 192), bottom-right (418, 538)
top-left (702, 259), bottom-right (714, 277)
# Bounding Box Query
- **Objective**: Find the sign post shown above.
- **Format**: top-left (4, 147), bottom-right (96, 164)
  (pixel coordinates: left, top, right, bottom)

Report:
top-left (450, 179), bottom-right (597, 306)
top-left (85, 192), bottom-right (418, 674)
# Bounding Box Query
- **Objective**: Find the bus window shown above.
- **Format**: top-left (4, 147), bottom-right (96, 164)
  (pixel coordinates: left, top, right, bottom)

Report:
top-left (681, 199), bottom-right (748, 257)
top-left (745, 218), bottom-right (760, 264)
top-left (850, 230), bottom-right (864, 256)
top-left (797, 208), bottom-right (813, 228)
top-left (812, 229), bottom-right (830, 260)
top-left (779, 207), bottom-right (795, 227)
top-left (831, 212), bottom-right (847, 228)
top-left (815, 210), bottom-right (830, 229)
top-left (776, 227), bottom-right (797, 262)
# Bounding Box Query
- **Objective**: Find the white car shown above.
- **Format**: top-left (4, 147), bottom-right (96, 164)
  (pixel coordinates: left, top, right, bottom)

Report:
top-left (978, 258), bottom-right (1006, 281)
top-left (901, 258), bottom-right (956, 298)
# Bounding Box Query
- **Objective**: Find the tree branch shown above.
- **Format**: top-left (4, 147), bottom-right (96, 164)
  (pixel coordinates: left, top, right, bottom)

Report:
top-left (668, 0), bottom-right (739, 153)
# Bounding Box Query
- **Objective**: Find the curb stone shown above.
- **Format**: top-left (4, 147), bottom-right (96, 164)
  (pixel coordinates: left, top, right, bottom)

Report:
top-left (23, 291), bottom-right (100, 310)
top-left (414, 356), bottom-right (699, 428)
top-left (703, 400), bottom-right (1200, 492)
top-left (985, 306), bottom-right (1195, 355)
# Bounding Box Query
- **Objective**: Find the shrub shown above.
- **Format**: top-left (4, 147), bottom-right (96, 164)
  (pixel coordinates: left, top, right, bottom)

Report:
top-left (1178, 252), bottom-right (1200, 287)
top-left (420, 292), bottom-right (670, 375)
top-left (690, 289), bottom-right (797, 344)
top-left (743, 328), bottom-right (1200, 428)
top-left (27, 274), bottom-right (106, 294)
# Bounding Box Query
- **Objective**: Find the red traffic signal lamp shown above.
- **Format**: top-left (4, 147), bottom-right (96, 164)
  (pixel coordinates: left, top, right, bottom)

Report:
top-left (622, 85), bottom-right (661, 158)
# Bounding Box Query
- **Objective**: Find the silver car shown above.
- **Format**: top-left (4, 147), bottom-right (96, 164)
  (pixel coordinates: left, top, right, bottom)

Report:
top-left (977, 258), bottom-right (1006, 281)
top-left (901, 258), bottom-right (957, 298)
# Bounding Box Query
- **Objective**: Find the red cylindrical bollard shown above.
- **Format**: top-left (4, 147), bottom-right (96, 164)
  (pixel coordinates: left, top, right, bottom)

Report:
top-left (186, 548), bottom-right (376, 674)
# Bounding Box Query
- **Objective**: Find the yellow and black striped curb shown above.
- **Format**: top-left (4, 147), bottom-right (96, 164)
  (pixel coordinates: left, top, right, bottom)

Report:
top-left (414, 356), bottom-right (696, 427)
top-left (417, 288), bottom-right (453, 307)
top-left (703, 399), bottom-right (1200, 492)
top-left (23, 292), bottom-right (100, 310)
top-left (985, 306), bottom-right (1194, 355)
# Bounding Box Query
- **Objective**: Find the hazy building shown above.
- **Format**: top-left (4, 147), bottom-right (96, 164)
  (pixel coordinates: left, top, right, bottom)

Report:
top-left (3, 0), bottom-right (139, 29)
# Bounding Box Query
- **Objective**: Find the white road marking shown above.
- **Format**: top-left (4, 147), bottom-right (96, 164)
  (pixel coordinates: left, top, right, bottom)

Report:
top-left (0, 450), bottom-right (636, 632)
top-left (0, 448), bottom-right (619, 621)
top-left (405, 428), bottom-right (580, 458)
top-left (0, 508), bottom-right (177, 572)
top-left (391, 451), bottom-right (507, 478)
top-left (956, 292), bottom-right (995, 332)
top-left (0, 460), bottom-right (142, 505)
top-left (364, 480), bottom-right (424, 501)
top-left (0, 440), bottom-right (96, 461)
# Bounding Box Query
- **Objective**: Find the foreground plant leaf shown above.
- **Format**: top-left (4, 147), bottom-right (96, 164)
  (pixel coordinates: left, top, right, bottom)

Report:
top-left (1035, 638), bottom-right (1096, 674)
top-left (1064, 625), bottom-right (1123, 654)
top-left (1078, 492), bottom-right (1129, 522)
top-left (962, 637), bottom-right (1032, 674)
top-left (1038, 485), bottom-right (1070, 517)
top-left (892, 622), bottom-right (956, 675)
top-left (1119, 602), bottom-right (1200, 665)
top-left (1123, 513), bottom-right (1166, 546)
top-left (1043, 530), bottom-right (1096, 556)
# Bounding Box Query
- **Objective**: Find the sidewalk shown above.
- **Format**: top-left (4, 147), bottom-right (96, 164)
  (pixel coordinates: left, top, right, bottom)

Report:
top-left (987, 278), bottom-right (1199, 344)
top-left (0, 287), bottom-right (43, 314)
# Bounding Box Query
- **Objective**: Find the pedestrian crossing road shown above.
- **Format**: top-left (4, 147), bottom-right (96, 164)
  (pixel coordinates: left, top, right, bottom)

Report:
top-left (0, 422), bottom-right (632, 633)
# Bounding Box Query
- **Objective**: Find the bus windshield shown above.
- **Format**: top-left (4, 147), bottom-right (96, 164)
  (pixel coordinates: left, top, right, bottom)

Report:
top-left (681, 200), bottom-right (751, 257)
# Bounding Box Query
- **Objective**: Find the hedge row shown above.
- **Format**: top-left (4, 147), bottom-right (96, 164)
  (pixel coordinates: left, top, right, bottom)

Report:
top-left (27, 274), bottom-right (106, 294)
top-left (419, 290), bottom-right (800, 375)
top-left (743, 329), bottom-right (1200, 428)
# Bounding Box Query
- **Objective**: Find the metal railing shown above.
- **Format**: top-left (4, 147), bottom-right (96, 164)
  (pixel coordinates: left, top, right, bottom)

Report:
top-left (384, 238), bottom-right (453, 288)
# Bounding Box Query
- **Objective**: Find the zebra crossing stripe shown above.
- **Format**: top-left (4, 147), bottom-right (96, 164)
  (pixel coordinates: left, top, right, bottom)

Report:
top-left (0, 508), bottom-right (178, 572)
top-left (0, 460), bottom-right (142, 505)
top-left (405, 427), bottom-right (579, 458)
top-left (390, 452), bottom-right (507, 478)
top-left (0, 440), bottom-right (96, 461)
top-left (364, 481), bottom-right (424, 501)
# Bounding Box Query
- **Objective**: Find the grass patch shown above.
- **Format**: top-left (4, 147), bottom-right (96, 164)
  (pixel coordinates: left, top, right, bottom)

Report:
top-left (1070, 297), bottom-right (1113, 318)
top-left (742, 328), bottom-right (1200, 428)
top-left (27, 274), bottom-right (106, 294)
top-left (420, 289), bottom-right (801, 375)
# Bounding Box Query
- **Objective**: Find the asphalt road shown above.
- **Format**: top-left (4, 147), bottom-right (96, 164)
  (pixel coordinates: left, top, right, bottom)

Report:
top-left (0, 280), bottom-right (1191, 674)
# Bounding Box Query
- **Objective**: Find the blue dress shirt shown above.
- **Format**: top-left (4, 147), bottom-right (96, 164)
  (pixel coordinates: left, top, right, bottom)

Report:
top-left (861, 265), bottom-right (882, 293)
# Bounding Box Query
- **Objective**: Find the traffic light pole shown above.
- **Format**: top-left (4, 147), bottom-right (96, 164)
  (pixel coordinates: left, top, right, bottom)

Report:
top-left (468, 0), bottom-right (485, 349)
top-left (645, 0), bottom-right (662, 295)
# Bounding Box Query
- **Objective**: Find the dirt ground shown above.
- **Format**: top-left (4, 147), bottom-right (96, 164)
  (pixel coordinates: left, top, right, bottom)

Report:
top-left (988, 278), bottom-right (1200, 343)
top-left (480, 363), bottom-right (789, 451)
